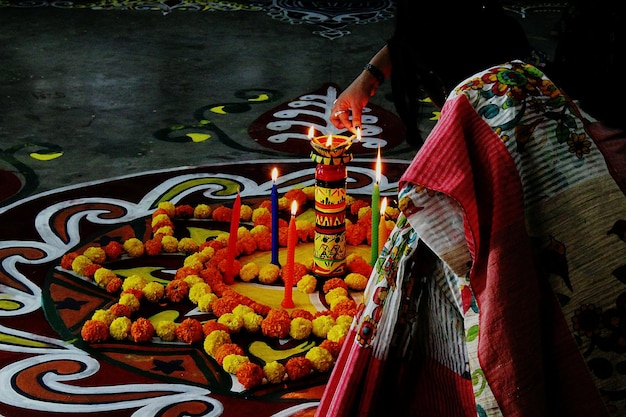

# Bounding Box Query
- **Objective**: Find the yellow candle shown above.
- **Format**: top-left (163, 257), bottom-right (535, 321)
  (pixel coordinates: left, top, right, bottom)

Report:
top-left (378, 197), bottom-right (390, 255)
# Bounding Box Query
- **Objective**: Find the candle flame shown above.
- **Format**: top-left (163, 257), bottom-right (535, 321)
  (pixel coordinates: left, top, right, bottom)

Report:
top-left (356, 126), bottom-right (362, 141)
top-left (380, 197), bottom-right (387, 216)
top-left (308, 126), bottom-right (315, 139)
top-left (326, 134), bottom-right (333, 147)
top-left (291, 200), bottom-right (298, 216)
top-left (271, 167), bottom-right (278, 182)
top-left (375, 147), bottom-right (382, 183)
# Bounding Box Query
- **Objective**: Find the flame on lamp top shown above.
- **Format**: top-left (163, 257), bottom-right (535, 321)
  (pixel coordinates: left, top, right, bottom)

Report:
top-left (380, 197), bottom-right (388, 216)
top-left (271, 167), bottom-right (278, 183)
top-left (308, 126), bottom-right (315, 139)
top-left (326, 134), bottom-right (333, 147)
top-left (375, 147), bottom-right (382, 183)
top-left (291, 200), bottom-right (298, 216)
top-left (356, 126), bottom-right (362, 141)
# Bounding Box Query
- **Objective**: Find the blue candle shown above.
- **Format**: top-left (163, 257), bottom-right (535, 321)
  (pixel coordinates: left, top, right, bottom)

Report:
top-left (271, 168), bottom-right (280, 266)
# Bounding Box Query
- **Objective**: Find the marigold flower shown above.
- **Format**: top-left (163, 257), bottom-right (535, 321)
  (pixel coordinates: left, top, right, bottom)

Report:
top-left (175, 318), bottom-right (204, 344)
top-left (345, 222), bottom-right (367, 246)
top-left (251, 207), bottom-right (271, 227)
top-left (222, 354), bottom-right (249, 374)
top-left (104, 241), bottom-right (123, 260)
top-left (312, 315), bottom-right (336, 338)
top-left (211, 296), bottom-right (240, 317)
top-left (301, 186), bottom-right (315, 201)
top-left (109, 316), bottom-right (132, 341)
top-left (285, 356), bottom-right (312, 381)
top-left (83, 246), bottom-right (107, 264)
top-left (296, 220), bottom-right (315, 242)
top-left (289, 317), bottom-right (313, 340)
top-left (214, 343), bottom-right (244, 366)
top-left (218, 313), bottom-right (244, 333)
top-left (122, 238), bottom-right (144, 257)
top-left (297, 274), bottom-right (317, 294)
top-left (81, 319), bottom-right (109, 343)
top-left (327, 323), bottom-right (349, 344)
top-left (122, 274), bottom-right (147, 291)
top-left (242, 312), bottom-right (263, 333)
top-left (249, 225), bottom-right (269, 236)
top-left (151, 213), bottom-right (172, 229)
top-left (155, 320), bottom-right (178, 342)
top-left (290, 309), bottom-right (313, 321)
top-left (154, 225), bottom-right (175, 237)
top-left (357, 206), bottom-right (372, 223)
top-left (319, 339), bottom-right (341, 359)
top-left (71, 255), bottom-right (92, 276)
top-left (183, 274), bottom-right (203, 288)
top-left (240, 204), bottom-right (253, 222)
top-left (183, 253), bottom-right (204, 270)
top-left (188, 282), bottom-right (212, 304)
top-left (305, 346), bottom-right (334, 372)
top-left (131, 317), bottom-right (155, 343)
top-left (61, 252), bottom-right (79, 270)
top-left (237, 236), bottom-right (257, 256)
top-left (239, 262), bottom-right (260, 282)
top-left (175, 266), bottom-right (200, 281)
top-left (144, 238), bottom-right (163, 256)
top-left (335, 314), bottom-right (354, 329)
top-left (322, 278), bottom-right (348, 294)
top-left (217, 259), bottom-right (242, 279)
top-left (236, 361), bottom-right (264, 390)
top-left (106, 276), bottom-right (123, 293)
top-left (203, 329), bottom-right (231, 356)
top-left (346, 254), bottom-right (372, 277)
top-left (118, 292), bottom-right (141, 313)
top-left (344, 272), bottom-right (368, 291)
top-left (161, 235), bottom-right (179, 253)
top-left (83, 263), bottom-right (102, 279)
top-left (109, 303), bottom-right (132, 318)
top-left (284, 188), bottom-right (307, 207)
top-left (252, 229), bottom-right (272, 251)
top-left (165, 279), bottom-right (189, 303)
top-left (325, 287), bottom-right (348, 305)
top-left (92, 309), bottom-right (116, 326)
top-left (350, 199), bottom-right (369, 216)
top-left (157, 201), bottom-right (176, 217)
top-left (258, 263), bottom-right (280, 285)
top-left (263, 361), bottom-right (286, 384)
top-left (261, 309), bottom-right (291, 339)
top-left (211, 206), bottom-right (232, 222)
top-left (193, 203), bottom-right (212, 219)
top-left (202, 320), bottom-right (230, 337)
top-left (142, 281), bottom-right (165, 303)
top-left (197, 293), bottom-right (219, 312)
top-left (175, 204), bottom-right (194, 218)
top-left (178, 237), bottom-right (199, 254)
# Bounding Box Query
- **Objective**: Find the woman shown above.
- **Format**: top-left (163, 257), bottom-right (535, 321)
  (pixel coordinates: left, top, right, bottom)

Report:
top-left (318, 2), bottom-right (626, 416)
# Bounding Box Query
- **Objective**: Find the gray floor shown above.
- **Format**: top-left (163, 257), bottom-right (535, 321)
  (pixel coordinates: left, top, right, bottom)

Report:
top-left (0, 2), bottom-right (561, 200)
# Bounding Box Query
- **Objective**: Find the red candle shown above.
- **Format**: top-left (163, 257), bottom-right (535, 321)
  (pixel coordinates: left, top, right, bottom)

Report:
top-left (224, 189), bottom-right (241, 285)
top-left (378, 197), bottom-right (390, 255)
top-left (281, 200), bottom-right (297, 308)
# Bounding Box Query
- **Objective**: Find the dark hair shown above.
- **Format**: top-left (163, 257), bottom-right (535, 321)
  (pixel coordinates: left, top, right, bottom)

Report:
top-left (388, 1), bottom-right (532, 147)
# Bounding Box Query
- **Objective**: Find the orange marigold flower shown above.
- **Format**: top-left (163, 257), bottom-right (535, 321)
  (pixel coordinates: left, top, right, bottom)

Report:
top-left (214, 343), bottom-right (245, 366)
top-left (109, 303), bottom-right (132, 318)
top-left (278, 226), bottom-right (289, 247)
top-left (104, 241), bottom-right (124, 260)
top-left (202, 320), bottom-right (230, 337)
top-left (81, 319), bottom-right (109, 343)
top-left (130, 317), bottom-right (155, 343)
top-left (252, 209), bottom-right (272, 228)
top-left (217, 259), bottom-right (241, 279)
top-left (151, 207), bottom-right (169, 218)
top-left (350, 199), bottom-right (370, 216)
top-left (347, 257), bottom-right (372, 277)
top-left (175, 204), bottom-right (194, 218)
top-left (144, 238), bottom-right (163, 256)
top-left (291, 309), bottom-right (314, 321)
top-left (284, 189), bottom-right (307, 207)
top-left (165, 279), bottom-right (189, 303)
top-left (285, 356), bottom-right (312, 381)
top-left (331, 298), bottom-right (358, 317)
top-left (323, 278), bottom-right (348, 294)
top-left (252, 230), bottom-right (272, 252)
top-left (212, 206), bottom-right (232, 222)
top-left (208, 248), bottom-right (228, 268)
top-left (319, 339), bottom-right (342, 359)
top-left (83, 263), bottom-right (102, 279)
top-left (60, 252), bottom-right (79, 270)
top-left (258, 200), bottom-right (272, 211)
top-left (175, 318), bottom-right (204, 344)
top-left (236, 361), bottom-right (264, 390)
top-left (345, 222), bottom-right (367, 246)
top-left (236, 236), bottom-right (257, 256)
top-left (261, 309), bottom-right (291, 339)
top-left (212, 296), bottom-right (241, 317)
top-left (249, 301), bottom-right (271, 316)
top-left (175, 265), bottom-right (201, 281)
top-left (106, 276), bottom-right (123, 293)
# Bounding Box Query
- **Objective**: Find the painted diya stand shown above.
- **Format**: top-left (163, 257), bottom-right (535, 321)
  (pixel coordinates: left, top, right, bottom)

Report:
top-left (309, 134), bottom-right (353, 278)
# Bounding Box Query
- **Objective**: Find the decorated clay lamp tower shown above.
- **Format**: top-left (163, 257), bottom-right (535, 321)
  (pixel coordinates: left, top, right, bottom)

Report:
top-left (308, 127), bottom-right (355, 278)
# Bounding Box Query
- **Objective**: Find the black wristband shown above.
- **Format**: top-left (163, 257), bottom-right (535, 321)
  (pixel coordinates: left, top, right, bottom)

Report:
top-left (364, 63), bottom-right (385, 86)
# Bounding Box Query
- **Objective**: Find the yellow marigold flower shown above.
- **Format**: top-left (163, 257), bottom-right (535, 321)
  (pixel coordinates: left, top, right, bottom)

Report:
top-left (289, 317), bottom-right (312, 340)
top-left (203, 329), bottom-right (231, 356)
top-left (151, 213), bottom-right (171, 228)
top-left (305, 346), bottom-right (334, 372)
top-left (258, 263), bottom-right (280, 284)
top-left (325, 287), bottom-right (348, 305)
top-left (385, 206), bottom-right (400, 220)
top-left (109, 316), bottom-right (132, 340)
top-left (215, 233), bottom-right (229, 246)
top-left (237, 226), bottom-right (251, 239)
top-left (142, 281), bottom-right (165, 303)
top-left (344, 272), bottom-right (368, 291)
top-left (178, 237), bottom-right (199, 254)
top-left (218, 313), bottom-right (244, 333)
top-left (250, 225), bottom-right (269, 236)
top-left (297, 274), bottom-right (317, 294)
top-left (83, 246), bottom-right (106, 264)
top-left (327, 323), bottom-right (349, 343)
top-left (242, 312), bottom-right (263, 333)
top-left (345, 194), bottom-right (356, 205)
top-left (71, 255), bottom-right (92, 276)
top-left (278, 197), bottom-right (290, 211)
top-left (193, 204), bottom-right (212, 219)
top-left (183, 274), bottom-right (204, 288)
top-left (161, 235), bottom-right (179, 253)
top-left (154, 225), bottom-right (174, 237)
top-left (222, 354), bottom-right (249, 374)
top-left (157, 201), bottom-right (176, 217)
top-left (197, 293), bottom-right (219, 312)
top-left (335, 314), bottom-right (354, 329)
top-left (301, 186), bottom-right (315, 201)
top-left (122, 274), bottom-right (147, 291)
top-left (189, 282), bottom-right (213, 304)
top-left (240, 204), bottom-right (253, 222)
top-left (251, 207), bottom-right (270, 224)
top-left (123, 238), bottom-right (145, 258)
top-left (92, 309), bottom-right (115, 326)
top-left (312, 315), bottom-right (336, 338)
top-left (357, 206), bottom-right (372, 221)
top-left (183, 253), bottom-right (204, 269)
top-left (118, 292), bottom-right (140, 313)
top-left (263, 361), bottom-right (286, 384)
top-left (329, 295), bottom-right (350, 310)
top-left (94, 267), bottom-right (117, 286)
top-left (155, 320), bottom-right (178, 342)
top-left (232, 304), bottom-right (254, 317)
top-left (239, 262), bottom-right (260, 282)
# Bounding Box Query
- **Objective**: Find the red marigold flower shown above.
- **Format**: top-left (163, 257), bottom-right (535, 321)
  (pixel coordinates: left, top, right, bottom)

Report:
top-left (236, 361), bottom-right (264, 390)
top-left (258, 200), bottom-right (272, 211)
top-left (345, 222), bottom-right (367, 246)
top-left (83, 263), bottom-right (102, 279)
top-left (319, 339), bottom-right (341, 359)
top-left (249, 302), bottom-right (271, 316)
top-left (261, 309), bottom-right (291, 339)
top-left (236, 236), bottom-right (257, 256)
top-left (331, 298), bottom-right (358, 317)
top-left (208, 248), bottom-right (228, 268)
top-left (175, 318), bottom-right (204, 344)
top-left (278, 227), bottom-right (289, 247)
top-left (348, 257), bottom-right (373, 277)
top-left (109, 303), bottom-right (132, 318)
top-left (104, 241), bottom-right (123, 260)
top-left (212, 296), bottom-right (241, 317)
top-left (284, 189), bottom-right (307, 208)
top-left (175, 204), bottom-right (194, 218)
top-left (60, 252), bottom-right (79, 270)
top-left (214, 343), bottom-right (244, 366)
top-left (350, 199), bottom-right (370, 216)
top-left (218, 259), bottom-right (242, 278)
top-left (253, 211), bottom-right (272, 228)
top-left (323, 278), bottom-right (349, 294)
top-left (202, 320), bottom-right (230, 337)
top-left (291, 309), bottom-right (314, 321)
top-left (285, 356), bottom-right (312, 381)
top-left (253, 230), bottom-right (272, 252)
top-left (151, 207), bottom-right (169, 218)
top-left (212, 206), bottom-right (232, 222)
top-left (145, 238), bottom-right (163, 256)
top-left (175, 266), bottom-right (201, 281)
top-left (81, 319), bottom-right (109, 343)
top-left (165, 279), bottom-right (189, 303)
top-left (130, 317), bottom-right (155, 343)
top-left (106, 276), bottom-right (123, 293)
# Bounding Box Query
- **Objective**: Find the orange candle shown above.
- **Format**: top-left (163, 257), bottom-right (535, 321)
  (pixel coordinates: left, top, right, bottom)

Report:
top-left (378, 197), bottom-right (390, 255)
top-left (281, 200), bottom-right (297, 308)
top-left (224, 189), bottom-right (241, 285)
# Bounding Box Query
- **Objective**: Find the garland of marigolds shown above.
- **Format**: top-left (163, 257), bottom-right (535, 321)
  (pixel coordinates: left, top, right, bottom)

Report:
top-left (62, 186), bottom-right (398, 390)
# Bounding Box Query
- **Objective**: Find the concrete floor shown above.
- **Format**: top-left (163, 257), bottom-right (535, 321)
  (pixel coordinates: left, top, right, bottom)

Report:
top-left (0, 1), bottom-right (562, 202)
